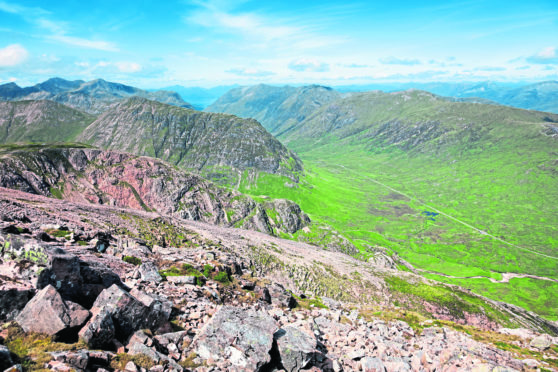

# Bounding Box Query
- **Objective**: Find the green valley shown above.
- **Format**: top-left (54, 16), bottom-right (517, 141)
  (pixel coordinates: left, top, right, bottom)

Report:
top-left (233, 90), bottom-right (558, 320)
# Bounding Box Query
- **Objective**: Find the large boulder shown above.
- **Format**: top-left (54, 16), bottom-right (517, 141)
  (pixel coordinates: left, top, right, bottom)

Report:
top-left (275, 326), bottom-right (319, 372)
top-left (192, 306), bottom-right (277, 371)
top-left (15, 285), bottom-right (90, 340)
top-left (88, 285), bottom-right (147, 341)
top-left (37, 249), bottom-right (123, 308)
top-left (268, 283), bottom-right (297, 309)
top-left (530, 334), bottom-right (553, 350)
top-left (0, 345), bottom-right (13, 371)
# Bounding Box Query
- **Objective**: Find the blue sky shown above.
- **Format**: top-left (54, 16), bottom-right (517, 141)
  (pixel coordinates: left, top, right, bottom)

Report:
top-left (0, 0), bottom-right (557, 88)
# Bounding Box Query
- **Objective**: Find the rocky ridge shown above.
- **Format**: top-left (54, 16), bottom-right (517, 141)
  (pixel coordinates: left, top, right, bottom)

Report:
top-left (0, 146), bottom-right (309, 238)
top-left (77, 97), bottom-right (304, 184)
top-left (0, 187), bottom-right (557, 371)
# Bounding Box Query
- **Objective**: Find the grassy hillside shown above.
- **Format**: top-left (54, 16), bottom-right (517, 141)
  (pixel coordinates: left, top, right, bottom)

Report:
top-left (237, 90), bottom-right (558, 320)
top-left (0, 100), bottom-right (95, 144)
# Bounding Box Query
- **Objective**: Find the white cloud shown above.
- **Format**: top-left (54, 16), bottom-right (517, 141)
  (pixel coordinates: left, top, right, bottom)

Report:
top-left (49, 35), bottom-right (118, 52)
top-left (527, 46), bottom-right (558, 64)
top-left (289, 58), bottom-right (329, 72)
top-left (380, 56), bottom-right (421, 66)
top-left (226, 67), bottom-right (273, 77)
top-left (0, 44), bottom-right (28, 67)
top-left (115, 61), bottom-right (142, 73)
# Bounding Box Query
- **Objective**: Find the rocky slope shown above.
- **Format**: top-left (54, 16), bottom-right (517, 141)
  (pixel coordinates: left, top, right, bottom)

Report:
top-left (0, 145), bottom-right (309, 237)
top-left (206, 84), bottom-right (343, 135)
top-left (0, 78), bottom-right (193, 114)
top-left (0, 100), bottom-right (95, 144)
top-left (0, 188), bottom-right (557, 371)
top-left (77, 97), bottom-right (303, 184)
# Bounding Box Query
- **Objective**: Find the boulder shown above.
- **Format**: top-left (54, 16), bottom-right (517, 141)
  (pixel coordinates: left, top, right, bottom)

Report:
top-left (130, 288), bottom-right (172, 331)
top-left (0, 345), bottom-right (13, 371)
top-left (137, 261), bottom-right (163, 283)
top-left (78, 307), bottom-right (115, 349)
top-left (0, 286), bottom-right (35, 321)
top-left (361, 357), bottom-right (386, 372)
top-left (268, 283), bottom-right (297, 309)
top-left (15, 285), bottom-right (90, 340)
top-left (166, 276), bottom-right (197, 285)
top-left (529, 334), bottom-right (553, 350)
top-left (192, 306), bottom-right (277, 371)
top-left (275, 326), bottom-right (319, 372)
top-left (89, 285), bottom-right (147, 341)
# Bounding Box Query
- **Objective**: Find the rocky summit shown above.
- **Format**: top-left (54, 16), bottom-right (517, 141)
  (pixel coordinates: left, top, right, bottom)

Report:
top-left (0, 187), bottom-right (557, 371)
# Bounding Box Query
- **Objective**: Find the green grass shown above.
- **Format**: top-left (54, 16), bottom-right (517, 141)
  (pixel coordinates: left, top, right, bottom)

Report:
top-left (123, 255), bottom-right (142, 266)
top-left (238, 141), bottom-right (558, 320)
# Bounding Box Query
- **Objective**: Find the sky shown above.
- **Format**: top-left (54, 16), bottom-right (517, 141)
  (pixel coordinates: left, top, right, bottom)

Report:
top-left (0, 0), bottom-right (557, 88)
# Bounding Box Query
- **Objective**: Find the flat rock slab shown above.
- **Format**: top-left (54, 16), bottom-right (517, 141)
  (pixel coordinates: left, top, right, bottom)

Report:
top-left (192, 306), bottom-right (277, 371)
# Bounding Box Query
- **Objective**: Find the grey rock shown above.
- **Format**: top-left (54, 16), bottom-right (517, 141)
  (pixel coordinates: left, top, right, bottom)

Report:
top-left (530, 334), bottom-right (553, 350)
top-left (0, 287), bottom-right (35, 321)
top-left (192, 306), bottom-right (277, 371)
top-left (361, 357), bottom-right (386, 372)
top-left (78, 307), bottom-right (115, 349)
top-left (275, 326), bottom-right (318, 372)
top-left (166, 276), bottom-right (197, 285)
top-left (138, 261), bottom-right (163, 283)
top-left (130, 288), bottom-right (172, 331)
top-left (89, 284), bottom-right (148, 341)
top-left (0, 345), bottom-right (13, 371)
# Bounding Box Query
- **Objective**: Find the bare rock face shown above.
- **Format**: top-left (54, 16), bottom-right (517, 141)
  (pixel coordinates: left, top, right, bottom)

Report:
top-left (78, 307), bottom-right (115, 349)
top-left (15, 285), bottom-right (90, 340)
top-left (275, 326), bottom-right (319, 372)
top-left (88, 285), bottom-right (148, 342)
top-left (192, 306), bottom-right (277, 371)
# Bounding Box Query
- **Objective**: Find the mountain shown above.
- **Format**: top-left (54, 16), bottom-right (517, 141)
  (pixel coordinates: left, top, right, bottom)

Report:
top-left (0, 144), bottom-right (310, 237)
top-left (334, 81), bottom-right (558, 113)
top-left (77, 97), bottom-right (303, 184)
top-left (221, 88), bottom-right (558, 321)
top-left (206, 84), bottom-right (343, 135)
top-left (0, 78), bottom-right (193, 114)
top-left (155, 84), bottom-right (239, 110)
top-left (0, 100), bottom-right (95, 144)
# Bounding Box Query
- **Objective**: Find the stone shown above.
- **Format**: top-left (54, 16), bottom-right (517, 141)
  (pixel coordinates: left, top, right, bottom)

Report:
top-left (125, 361), bottom-right (138, 372)
top-left (138, 261), bottom-right (163, 283)
top-left (15, 285), bottom-right (90, 340)
top-left (3, 364), bottom-right (23, 372)
top-left (361, 357), bottom-right (386, 372)
top-left (78, 307), bottom-right (115, 349)
top-left (268, 283), bottom-right (297, 309)
top-left (192, 306), bottom-right (277, 371)
top-left (529, 334), bottom-right (552, 350)
top-left (50, 350), bottom-right (89, 370)
top-left (0, 286), bottom-right (35, 321)
top-left (166, 276), bottom-right (197, 285)
top-left (89, 284), bottom-right (147, 341)
top-left (275, 326), bottom-right (319, 372)
top-left (130, 288), bottom-right (172, 331)
top-left (0, 345), bottom-right (13, 371)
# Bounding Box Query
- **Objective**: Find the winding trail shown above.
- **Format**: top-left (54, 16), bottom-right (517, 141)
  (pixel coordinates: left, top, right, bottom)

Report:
top-left (417, 268), bottom-right (558, 284)
top-left (332, 164), bottom-right (558, 261)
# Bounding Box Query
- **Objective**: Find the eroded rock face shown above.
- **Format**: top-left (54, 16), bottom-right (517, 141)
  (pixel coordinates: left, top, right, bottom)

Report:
top-left (15, 285), bottom-right (90, 340)
top-left (192, 306), bottom-right (277, 371)
top-left (0, 147), bottom-right (310, 237)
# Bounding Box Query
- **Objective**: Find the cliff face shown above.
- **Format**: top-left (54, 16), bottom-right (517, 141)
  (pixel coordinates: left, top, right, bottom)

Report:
top-left (78, 97), bottom-right (303, 183)
top-left (0, 145), bottom-right (309, 236)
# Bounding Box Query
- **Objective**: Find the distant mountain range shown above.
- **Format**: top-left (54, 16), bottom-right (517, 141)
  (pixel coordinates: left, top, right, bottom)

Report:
top-left (334, 81), bottom-right (558, 113)
top-left (0, 78), bottom-right (193, 114)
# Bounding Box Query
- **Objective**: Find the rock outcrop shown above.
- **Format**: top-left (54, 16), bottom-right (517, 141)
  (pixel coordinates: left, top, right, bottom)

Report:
top-left (0, 146), bottom-right (310, 238)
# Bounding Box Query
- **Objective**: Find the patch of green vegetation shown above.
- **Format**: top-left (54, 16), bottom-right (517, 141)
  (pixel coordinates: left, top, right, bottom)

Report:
top-left (4, 323), bottom-right (87, 371)
top-left (214, 271), bottom-right (231, 284)
top-left (123, 255), bottom-right (142, 266)
top-left (45, 229), bottom-right (72, 240)
top-left (159, 263), bottom-right (205, 285)
top-left (48, 186), bottom-right (63, 199)
top-left (110, 353), bottom-right (155, 370)
top-left (203, 264), bottom-right (213, 278)
top-left (118, 181), bottom-right (153, 212)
